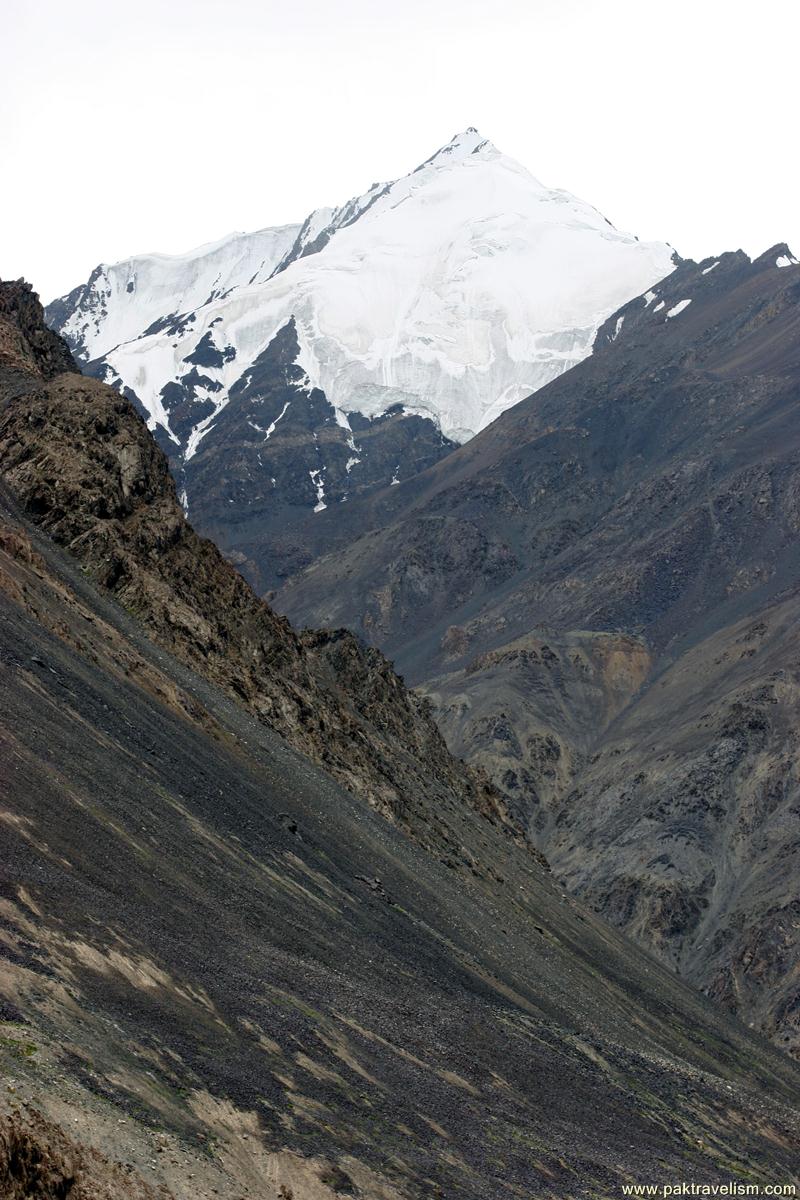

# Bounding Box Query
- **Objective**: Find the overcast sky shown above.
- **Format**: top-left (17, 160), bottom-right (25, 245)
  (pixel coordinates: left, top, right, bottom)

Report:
top-left (4, 0), bottom-right (799, 301)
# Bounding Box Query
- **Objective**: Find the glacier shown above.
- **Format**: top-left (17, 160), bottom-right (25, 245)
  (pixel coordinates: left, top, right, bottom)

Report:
top-left (48, 128), bottom-right (677, 451)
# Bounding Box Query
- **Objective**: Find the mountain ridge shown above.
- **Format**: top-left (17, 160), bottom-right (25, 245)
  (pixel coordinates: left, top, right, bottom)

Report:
top-left (69, 125), bottom-right (675, 445)
top-left (3, 275), bottom-right (800, 1199)
top-left (45, 129), bottom-right (678, 594)
top-left (273, 242), bottom-right (800, 1056)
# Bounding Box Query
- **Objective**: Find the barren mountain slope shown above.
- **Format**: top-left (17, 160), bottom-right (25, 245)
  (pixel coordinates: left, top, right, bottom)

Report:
top-left (275, 247), bottom-right (800, 1052)
top-left (3, 280), bottom-right (800, 1197)
top-left (0, 281), bottom-right (514, 859)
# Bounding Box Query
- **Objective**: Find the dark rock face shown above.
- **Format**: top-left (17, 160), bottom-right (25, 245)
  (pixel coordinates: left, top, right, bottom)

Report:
top-left (421, 630), bottom-right (651, 833)
top-left (180, 319), bottom-right (457, 591)
top-left (3, 281), bottom-right (800, 1199)
top-left (546, 598), bottom-right (800, 1057)
top-left (0, 280), bottom-right (75, 382)
top-left (183, 329), bottom-right (236, 369)
top-left (274, 246), bottom-right (800, 1053)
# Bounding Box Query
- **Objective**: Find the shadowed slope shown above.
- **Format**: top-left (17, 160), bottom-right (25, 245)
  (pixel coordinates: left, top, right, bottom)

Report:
top-left (1, 475), bottom-right (800, 1197)
top-left (1, 282), bottom-right (800, 1195)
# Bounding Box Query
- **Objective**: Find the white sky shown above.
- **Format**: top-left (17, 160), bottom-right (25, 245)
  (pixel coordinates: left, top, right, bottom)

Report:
top-left (4, 0), bottom-right (799, 301)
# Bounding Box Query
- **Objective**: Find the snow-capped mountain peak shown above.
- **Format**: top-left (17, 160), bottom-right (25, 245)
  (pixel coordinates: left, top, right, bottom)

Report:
top-left (48, 129), bottom-right (676, 458)
top-left (418, 126), bottom-right (500, 167)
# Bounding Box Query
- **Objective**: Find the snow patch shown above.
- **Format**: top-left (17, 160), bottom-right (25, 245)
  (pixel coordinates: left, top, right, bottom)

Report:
top-left (185, 394), bottom-right (230, 461)
top-left (643, 290), bottom-right (658, 307)
top-left (666, 298), bottom-right (692, 320)
top-left (264, 401), bottom-right (291, 440)
top-left (701, 261), bottom-right (719, 275)
top-left (309, 468), bottom-right (327, 512)
top-left (776, 254), bottom-right (799, 268)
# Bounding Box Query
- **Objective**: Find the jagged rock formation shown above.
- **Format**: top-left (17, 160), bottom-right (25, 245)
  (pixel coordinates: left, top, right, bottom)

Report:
top-left (275, 246), bottom-right (800, 1054)
top-left (0, 278), bottom-right (74, 382)
top-left (3, 279), bottom-right (800, 1196)
top-left (0, 1107), bottom-right (163, 1200)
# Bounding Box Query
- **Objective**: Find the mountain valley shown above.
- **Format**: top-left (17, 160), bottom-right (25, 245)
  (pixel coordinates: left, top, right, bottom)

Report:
top-left (273, 244), bottom-right (800, 1057)
top-left (3, 118), bottom-right (800, 1200)
top-left (4, 283), bottom-right (800, 1197)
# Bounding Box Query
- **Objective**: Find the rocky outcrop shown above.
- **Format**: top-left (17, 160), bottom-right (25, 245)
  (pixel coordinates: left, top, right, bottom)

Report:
top-left (0, 280), bottom-right (75, 383)
top-left (0, 281), bottom-right (518, 864)
top-left (0, 1108), bottom-right (161, 1200)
